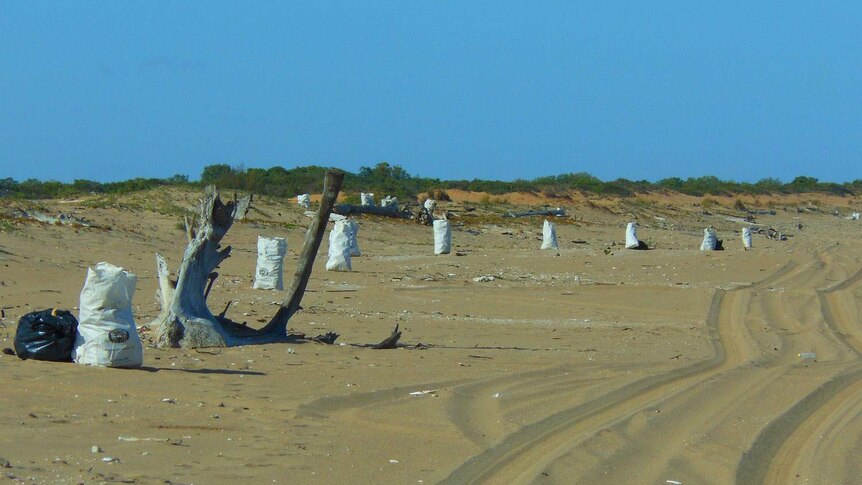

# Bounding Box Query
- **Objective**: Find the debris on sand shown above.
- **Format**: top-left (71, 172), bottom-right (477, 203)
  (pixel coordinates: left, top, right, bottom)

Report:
top-left (409, 390), bottom-right (438, 397)
top-left (12, 209), bottom-right (93, 227)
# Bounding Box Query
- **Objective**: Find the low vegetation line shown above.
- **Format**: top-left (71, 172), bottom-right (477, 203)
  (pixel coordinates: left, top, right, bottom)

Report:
top-left (2, 162), bottom-right (860, 200)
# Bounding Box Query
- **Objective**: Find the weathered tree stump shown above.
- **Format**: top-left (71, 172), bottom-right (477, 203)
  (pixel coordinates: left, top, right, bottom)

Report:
top-left (151, 171), bottom-right (344, 348)
top-left (234, 193), bottom-right (253, 220)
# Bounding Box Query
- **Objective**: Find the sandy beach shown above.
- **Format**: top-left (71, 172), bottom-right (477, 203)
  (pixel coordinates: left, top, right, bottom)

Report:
top-left (1, 188), bottom-right (861, 484)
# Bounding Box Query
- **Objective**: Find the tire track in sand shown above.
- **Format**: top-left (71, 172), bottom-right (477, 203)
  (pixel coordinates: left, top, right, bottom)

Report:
top-left (739, 257), bottom-right (862, 485)
top-left (440, 260), bottom-right (804, 484)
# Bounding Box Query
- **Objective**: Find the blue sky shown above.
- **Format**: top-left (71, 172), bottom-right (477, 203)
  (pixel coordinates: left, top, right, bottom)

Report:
top-left (1, 2), bottom-right (860, 183)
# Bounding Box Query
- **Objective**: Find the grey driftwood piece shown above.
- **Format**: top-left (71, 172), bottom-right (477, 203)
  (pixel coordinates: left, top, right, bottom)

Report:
top-left (151, 170), bottom-right (344, 348)
top-left (503, 208), bottom-right (566, 218)
top-left (13, 209), bottom-right (93, 227)
top-left (332, 203), bottom-right (411, 219)
top-left (371, 324), bottom-right (402, 349)
top-left (234, 193), bottom-right (253, 220)
top-left (349, 324), bottom-right (403, 349)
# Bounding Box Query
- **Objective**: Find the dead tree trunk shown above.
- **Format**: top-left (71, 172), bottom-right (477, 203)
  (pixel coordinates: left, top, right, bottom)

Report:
top-left (234, 193), bottom-right (253, 220)
top-left (151, 171), bottom-right (344, 348)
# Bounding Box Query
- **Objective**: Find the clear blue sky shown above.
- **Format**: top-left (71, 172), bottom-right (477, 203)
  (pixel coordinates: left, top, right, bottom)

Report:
top-left (1, 2), bottom-right (860, 184)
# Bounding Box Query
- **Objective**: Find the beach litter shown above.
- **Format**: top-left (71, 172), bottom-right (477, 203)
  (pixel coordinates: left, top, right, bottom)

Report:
top-left (434, 219), bottom-right (451, 255)
top-left (326, 219), bottom-right (352, 272)
top-left (296, 193), bottom-right (311, 209)
top-left (253, 236), bottom-right (287, 290)
top-left (409, 390), bottom-right (438, 397)
top-left (73, 262), bottom-right (143, 368)
top-left (118, 436), bottom-right (169, 442)
top-left (541, 219), bottom-right (558, 250)
top-left (14, 308), bottom-right (78, 362)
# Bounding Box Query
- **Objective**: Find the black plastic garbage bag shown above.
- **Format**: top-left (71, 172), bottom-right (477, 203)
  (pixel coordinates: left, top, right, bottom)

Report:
top-left (14, 309), bottom-right (79, 362)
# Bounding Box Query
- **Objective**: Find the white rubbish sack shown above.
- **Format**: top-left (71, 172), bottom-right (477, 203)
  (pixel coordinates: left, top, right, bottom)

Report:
top-left (381, 196), bottom-right (398, 208)
top-left (541, 219), bottom-right (558, 250)
top-left (254, 236), bottom-right (287, 290)
top-left (347, 219), bottom-right (361, 256)
top-left (360, 193), bottom-right (375, 207)
top-left (326, 220), bottom-right (352, 271)
top-left (72, 262), bottom-right (143, 368)
top-left (625, 222), bottom-right (641, 249)
top-left (433, 219), bottom-right (451, 255)
top-left (297, 194), bottom-right (311, 209)
top-left (701, 227), bottom-right (717, 251)
top-left (424, 199), bottom-right (437, 211)
top-left (851, 212), bottom-right (860, 221)
top-left (742, 227), bottom-right (753, 249)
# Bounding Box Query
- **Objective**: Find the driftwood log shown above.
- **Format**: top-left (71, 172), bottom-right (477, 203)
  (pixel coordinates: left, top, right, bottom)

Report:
top-left (332, 203), bottom-right (411, 219)
top-left (370, 324), bottom-right (402, 349)
top-left (348, 324), bottom-right (404, 349)
top-left (151, 170), bottom-right (344, 348)
top-left (415, 206), bottom-right (434, 226)
top-left (503, 208), bottom-right (566, 218)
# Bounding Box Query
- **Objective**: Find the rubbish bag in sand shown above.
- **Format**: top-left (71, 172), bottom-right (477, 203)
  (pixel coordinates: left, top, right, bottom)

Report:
top-left (297, 193), bottom-right (311, 209)
top-left (700, 227), bottom-right (718, 251)
top-left (541, 219), bottom-right (558, 250)
top-left (434, 219), bottom-right (451, 255)
top-left (14, 309), bottom-right (78, 361)
top-left (381, 196), bottom-right (398, 208)
top-left (742, 227), bottom-right (753, 249)
top-left (360, 193), bottom-right (375, 207)
top-left (254, 236), bottom-right (287, 290)
top-left (72, 262), bottom-right (143, 368)
top-left (625, 222), bottom-right (641, 249)
top-left (347, 219), bottom-right (361, 257)
top-left (424, 199), bottom-right (437, 211)
top-left (326, 219), bottom-right (352, 271)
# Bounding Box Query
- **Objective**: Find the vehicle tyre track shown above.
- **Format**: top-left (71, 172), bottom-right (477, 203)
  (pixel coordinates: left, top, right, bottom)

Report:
top-left (439, 261), bottom-right (803, 484)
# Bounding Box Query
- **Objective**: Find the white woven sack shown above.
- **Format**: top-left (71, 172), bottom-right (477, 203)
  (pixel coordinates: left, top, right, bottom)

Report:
top-left (701, 227), bottom-right (717, 251)
top-left (742, 227), bottom-right (753, 249)
top-left (297, 194), bottom-right (311, 209)
top-left (347, 219), bottom-right (361, 257)
top-left (424, 199), bottom-right (437, 211)
top-left (625, 222), bottom-right (640, 249)
top-left (381, 196), bottom-right (398, 208)
top-left (541, 219), bottom-right (558, 250)
top-left (72, 262), bottom-right (143, 368)
top-left (434, 219), bottom-right (451, 255)
top-left (254, 236), bottom-right (287, 290)
top-left (360, 193), bottom-right (375, 207)
top-left (326, 220), bottom-right (352, 271)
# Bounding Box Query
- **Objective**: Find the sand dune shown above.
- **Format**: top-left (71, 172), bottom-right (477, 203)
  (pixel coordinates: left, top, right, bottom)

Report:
top-left (1, 189), bottom-right (860, 484)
